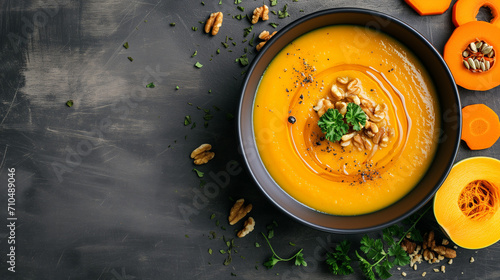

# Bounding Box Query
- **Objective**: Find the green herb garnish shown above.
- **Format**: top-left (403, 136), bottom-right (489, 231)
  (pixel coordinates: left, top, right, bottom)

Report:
top-left (345, 103), bottom-right (367, 131)
top-left (191, 50), bottom-right (197, 57)
top-left (123, 42), bottom-right (129, 49)
top-left (278, 4), bottom-right (290, 18)
top-left (66, 100), bottom-right (74, 107)
top-left (192, 26), bottom-right (198, 31)
top-left (270, 22), bottom-right (278, 28)
top-left (262, 233), bottom-right (307, 269)
top-left (175, 86), bottom-right (180, 90)
top-left (193, 168), bottom-right (204, 178)
top-left (249, 33), bottom-right (255, 46)
top-left (194, 62), bottom-right (203, 68)
top-left (237, 6), bottom-right (244, 11)
top-left (317, 108), bottom-right (349, 142)
top-left (170, 22), bottom-right (176, 26)
top-left (127, 56), bottom-right (133, 62)
top-left (234, 0), bottom-right (242, 3)
top-left (184, 115), bottom-right (192, 126)
top-left (355, 206), bottom-right (430, 280)
top-left (146, 82), bottom-right (155, 88)
top-left (208, 248), bottom-right (213, 255)
top-left (235, 54), bottom-right (249, 66)
top-left (326, 240), bottom-right (354, 275)
top-left (219, 0), bottom-right (222, 4)
top-left (270, 0), bottom-right (278, 6)
top-left (255, 242), bottom-right (261, 247)
top-left (244, 25), bottom-right (253, 37)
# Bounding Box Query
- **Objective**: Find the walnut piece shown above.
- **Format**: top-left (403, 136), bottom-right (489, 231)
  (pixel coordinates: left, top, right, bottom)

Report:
top-left (191, 144), bottom-right (215, 165)
top-left (313, 98), bottom-right (335, 117)
top-left (401, 238), bottom-right (417, 254)
top-left (252, 5), bottom-right (269, 24)
top-left (433, 245), bottom-right (457, 259)
top-left (204, 12), bottom-right (223, 35)
top-left (228, 198), bottom-right (252, 225)
top-left (256, 30), bottom-right (277, 51)
top-left (237, 217), bottom-right (255, 238)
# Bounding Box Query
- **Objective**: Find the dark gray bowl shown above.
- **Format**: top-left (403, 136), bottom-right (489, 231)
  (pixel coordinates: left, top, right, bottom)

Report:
top-left (238, 8), bottom-right (461, 233)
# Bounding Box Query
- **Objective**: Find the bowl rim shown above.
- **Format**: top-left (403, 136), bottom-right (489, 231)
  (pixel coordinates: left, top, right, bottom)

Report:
top-left (237, 7), bottom-right (461, 233)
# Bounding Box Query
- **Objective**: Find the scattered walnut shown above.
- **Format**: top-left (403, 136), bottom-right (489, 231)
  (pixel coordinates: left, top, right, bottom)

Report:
top-left (335, 101), bottom-right (348, 115)
top-left (228, 199), bottom-right (252, 225)
top-left (256, 30), bottom-right (277, 51)
top-left (470, 256), bottom-right (475, 263)
top-left (337, 76), bottom-right (349, 84)
top-left (252, 5), bottom-right (269, 24)
top-left (423, 249), bottom-right (435, 262)
top-left (422, 272), bottom-right (427, 277)
top-left (401, 238), bottom-right (417, 254)
top-left (433, 268), bottom-right (440, 272)
top-left (442, 239), bottom-right (450, 246)
top-left (352, 134), bottom-right (364, 151)
top-left (361, 135), bottom-right (373, 151)
top-left (204, 12), bottom-right (223, 35)
top-left (440, 265), bottom-right (446, 273)
top-left (331, 84), bottom-right (346, 100)
top-left (413, 264), bottom-right (417, 270)
top-left (402, 272), bottom-right (407, 277)
top-left (237, 217), bottom-right (255, 238)
top-left (448, 259), bottom-right (453, 265)
top-left (434, 246), bottom-right (456, 259)
top-left (347, 78), bottom-right (361, 92)
top-left (191, 144), bottom-right (215, 165)
top-left (313, 98), bottom-right (335, 117)
top-left (423, 231), bottom-right (436, 250)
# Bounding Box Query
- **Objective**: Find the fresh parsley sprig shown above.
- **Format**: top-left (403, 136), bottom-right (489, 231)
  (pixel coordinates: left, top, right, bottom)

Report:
top-left (317, 103), bottom-right (367, 142)
top-left (317, 108), bottom-right (348, 142)
top-left (345, 102), bottom-right (367, 131)
top-left (261, 233), bottom-right (307, 269)
top-left (355, 206), bottom-right (431, 280)
top-left (325, 240), bottom-right (354, 275)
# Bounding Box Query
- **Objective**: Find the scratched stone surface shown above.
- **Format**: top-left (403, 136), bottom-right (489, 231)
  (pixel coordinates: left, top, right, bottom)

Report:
top-left (0, 0), bottom-right (499, 279)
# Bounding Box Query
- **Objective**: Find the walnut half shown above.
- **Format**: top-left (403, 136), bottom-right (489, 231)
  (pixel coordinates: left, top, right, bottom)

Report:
top-left (204, 12), bottom-right (223, 35)
top-left (190, 144), bottom-right (215, 165)
top-left (237, 217), bottom-right (255, 238)
top-left (228, 199), bottom-right (252, 225)
top-left (252, 5), bottom-right (269, 24)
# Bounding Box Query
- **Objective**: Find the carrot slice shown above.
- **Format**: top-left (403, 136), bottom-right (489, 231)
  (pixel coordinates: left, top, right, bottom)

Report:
top-left (453, 0), bottom-right (500, 27)
top-left (462, 104), bottom-right (500, 150)
top-left (443, 21), bottom-right (500, 91)
top-left (404, 0), bottom-right (452, 15)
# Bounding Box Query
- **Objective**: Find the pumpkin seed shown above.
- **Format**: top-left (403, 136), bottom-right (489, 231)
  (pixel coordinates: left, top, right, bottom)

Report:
top-left (463, 60), bottom-right (470, 69)
top-left (488, 50), bottom-right (494, 58)
top-left (474, 59), bottom-right (481, 69)
top-left (468, 58), bottom-right (476, 69)
top-left (463, 50), bottom-right (469, 57)
top-left (470, 42), bottom-right (478, 53)
top-left (481, 43), bottom-right (489, 51)
top-left (476, 41), bottom-right (483, 49)
top-left (480, 61), bottom-right (486, 71)
top-left (486, 61), bottom-right (491, 70)
top-left (482, 45), bottom-right (493, 55)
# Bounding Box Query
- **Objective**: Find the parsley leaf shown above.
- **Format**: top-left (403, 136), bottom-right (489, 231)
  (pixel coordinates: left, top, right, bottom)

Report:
top-left (317, 108), bottom-right (349, 142)
top-left (278, 4), bottom-right (290, 19)
top-left (235, 54), bottom-right (249, 66)
top-left (66, 100), bottom-right (74, 107)
top-left (234, 0), bottom-right (241, 3)
top-left (123, 42), bottom-right (129, 49)
top-left (354, 206), bottom-right (431, 280)
top-left (184, 115), bottom-right (192, 126)
top-left (146, 82), bottom-right (155, 88)
top-left (261, 233), bottom-right (307, 269)
top-left (345, 103), bottom-right (367, 131)
top-left (194, 62), bottom-right (203, 68)
top-left (244, 25), bottom-right (253, 37)
top-left (270, 0), bottom-right (278, 6)
top-left (192, 168), bottom-right (204, 178)
top-left (326, 240), bottom-right (354, 275)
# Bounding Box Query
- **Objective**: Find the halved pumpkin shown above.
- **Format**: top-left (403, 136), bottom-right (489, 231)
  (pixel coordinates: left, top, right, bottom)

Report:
top-left (443, 21), bottom-right (500, 91)
top-left (453, 0), bottom-right (500, 27)
top-left (434, 157), bottom-right (500, 249)
top-left (462, 104), bottom-right (500, 150)
top-left (404, 0), bottom-right (452, 15)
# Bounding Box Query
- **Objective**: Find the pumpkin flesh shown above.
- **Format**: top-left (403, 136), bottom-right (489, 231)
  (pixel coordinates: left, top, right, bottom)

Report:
top-left (434, 157), bottom-right (500, 249)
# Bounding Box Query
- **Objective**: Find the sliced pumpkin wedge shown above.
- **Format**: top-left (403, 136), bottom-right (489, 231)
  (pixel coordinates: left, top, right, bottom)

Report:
top-left (404, 0), bottom-right (452, 15)
top-left (453, 0), bottom-right (500, 27)
top-left (443, 21), bottom-right (500, 91)
top-left (434, 157), bottom-right (500, 249)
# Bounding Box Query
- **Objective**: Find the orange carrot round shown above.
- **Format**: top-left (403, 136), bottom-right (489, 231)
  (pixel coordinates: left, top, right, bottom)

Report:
top-left (443, 21), bottom-right (500, 91)
top-left (461, 104), bottom-right (500, 150)
top-left (404, 0), bottom-right (452, 15)
top-left (453, 0), bottom-right (500, 27)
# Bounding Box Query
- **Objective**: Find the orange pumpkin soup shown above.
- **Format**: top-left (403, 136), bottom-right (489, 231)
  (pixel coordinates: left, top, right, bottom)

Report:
top-left (253, 25), bottom-right (440, 216)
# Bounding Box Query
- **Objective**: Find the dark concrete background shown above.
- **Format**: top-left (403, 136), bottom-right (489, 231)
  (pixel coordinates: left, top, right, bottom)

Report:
top-left (0, 0), bottom-right (499, 279)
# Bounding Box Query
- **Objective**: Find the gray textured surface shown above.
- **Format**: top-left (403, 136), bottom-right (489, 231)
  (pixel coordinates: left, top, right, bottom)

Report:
top-left (0, 0), bottom-right (499, 279)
